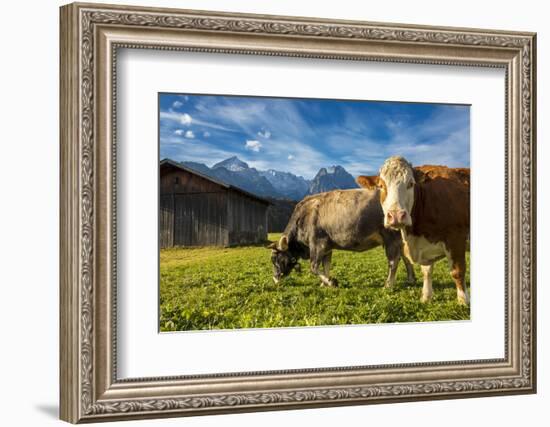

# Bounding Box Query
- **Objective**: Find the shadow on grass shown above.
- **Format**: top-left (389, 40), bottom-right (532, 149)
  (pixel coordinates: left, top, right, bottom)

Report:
top-left (228, 239), bottom-right (275, 248)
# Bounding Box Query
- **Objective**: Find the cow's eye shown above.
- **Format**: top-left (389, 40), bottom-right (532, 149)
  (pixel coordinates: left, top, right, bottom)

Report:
top-left (407, 181), bottom-right (414, 189)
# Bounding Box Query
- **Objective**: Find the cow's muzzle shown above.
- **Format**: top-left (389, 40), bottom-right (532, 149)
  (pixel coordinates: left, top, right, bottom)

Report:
top-left (386, 209), bottom-right (410, 228)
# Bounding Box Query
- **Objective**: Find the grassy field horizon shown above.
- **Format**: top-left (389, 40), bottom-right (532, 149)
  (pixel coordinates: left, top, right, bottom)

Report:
top-left (159, 233), bottom-right (470, 332)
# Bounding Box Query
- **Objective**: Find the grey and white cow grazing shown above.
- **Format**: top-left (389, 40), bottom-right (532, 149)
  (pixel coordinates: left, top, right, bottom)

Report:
top-left (268, 188), bottom-right (415, 287)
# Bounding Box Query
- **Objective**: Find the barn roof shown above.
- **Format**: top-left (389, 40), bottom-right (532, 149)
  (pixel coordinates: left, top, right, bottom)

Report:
top-left (160, 159), bottom-right (271, 205)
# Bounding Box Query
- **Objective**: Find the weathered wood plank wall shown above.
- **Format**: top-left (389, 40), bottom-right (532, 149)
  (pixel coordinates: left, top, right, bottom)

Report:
top-left (227, 192), bottom-right (268, 245)
top-left (174, 193), bottom-right (227, 246)
top-left (160, 162), bottom-right (269, 247)
top-left (159, 195), bottom-right (174, 248)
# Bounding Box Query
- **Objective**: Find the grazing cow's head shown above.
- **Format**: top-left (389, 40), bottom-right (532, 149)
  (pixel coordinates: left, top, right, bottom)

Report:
top-left (267, 235), bottom-right (300, 283)
top-left (358, 156), bottom-right (423, 230)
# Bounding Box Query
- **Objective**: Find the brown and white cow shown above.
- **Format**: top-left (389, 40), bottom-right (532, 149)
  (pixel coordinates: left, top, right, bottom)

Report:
top-left (357, 157), bottom-right (470, 304)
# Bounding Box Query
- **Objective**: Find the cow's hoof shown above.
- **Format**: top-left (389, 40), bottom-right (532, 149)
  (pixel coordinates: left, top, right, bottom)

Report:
top-left (406, 278), bottom-right (416, 286)
top-left (421, 294), bottom-right (432, 303)
top-left (320, 278), bottom-right (338, 287)
top-left (457, 290), bottom-right (470, 305)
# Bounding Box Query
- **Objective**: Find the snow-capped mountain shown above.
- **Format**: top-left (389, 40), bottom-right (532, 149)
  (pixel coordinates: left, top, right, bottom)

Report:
top-left (259, 169), bottom-right (310, 201)
top-left (307, 165), bottom-right (359, 195)
top-left (183, 157), bottom-right (281, 199)
top-left (179, 157), bottom-right (358, 200)
top-left (212, 156), bottom-right (249, 172)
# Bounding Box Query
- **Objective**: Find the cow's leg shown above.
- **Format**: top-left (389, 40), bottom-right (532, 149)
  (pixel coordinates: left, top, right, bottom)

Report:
top-left (448, 238), bottom-right (469, 305)
top-left (310, 240), bottom-right (336, 287)
top-left (383, 237), bottom-right (401, 288)
top-left (309, 249), bottom-right (328, 286)
top-left (322, 251), bottom-right (338, 287)
top-left (402, 256), bottom-right (416, 285)
top-left (420, 264), bottom-right (434, 303)
top-left (385, 260), bottom-right (398, 288)
top-left (311, 258), bottom-right (333, 287)
top-left (384, 255), bottom-right (399, 289)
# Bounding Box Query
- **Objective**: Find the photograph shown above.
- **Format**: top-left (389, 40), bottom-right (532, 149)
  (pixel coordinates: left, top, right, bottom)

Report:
top-left (158, 93), bottom-right (471, 332)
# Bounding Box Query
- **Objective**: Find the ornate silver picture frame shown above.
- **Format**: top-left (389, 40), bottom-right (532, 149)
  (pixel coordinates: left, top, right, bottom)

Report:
top-left (60, 2), bottom-right (536, 423)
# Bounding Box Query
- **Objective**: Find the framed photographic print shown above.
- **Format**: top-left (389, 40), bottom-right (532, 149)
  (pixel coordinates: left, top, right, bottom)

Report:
top-left (60, 2), bottom-right (537, 423)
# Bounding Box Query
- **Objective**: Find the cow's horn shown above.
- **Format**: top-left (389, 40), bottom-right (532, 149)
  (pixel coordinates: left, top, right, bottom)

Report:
top-left (278, 235), bottom-right (289, 251)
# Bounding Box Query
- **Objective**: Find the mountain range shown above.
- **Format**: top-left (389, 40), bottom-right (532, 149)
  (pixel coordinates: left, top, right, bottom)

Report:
top-left (179, 156), bottom-right (358, 201)
top-left (308, 166), bottom-right (359, 195)
top-left (259, 169), bottom-right (310, 201)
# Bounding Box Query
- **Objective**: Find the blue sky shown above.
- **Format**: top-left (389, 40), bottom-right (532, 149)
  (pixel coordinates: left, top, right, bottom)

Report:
top-left (159, 93), bottom-right (470, 179)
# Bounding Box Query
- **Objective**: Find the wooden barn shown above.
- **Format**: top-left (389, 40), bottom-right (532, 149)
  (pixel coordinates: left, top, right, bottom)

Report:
top-left (160, 159), bottom-right (270, 248)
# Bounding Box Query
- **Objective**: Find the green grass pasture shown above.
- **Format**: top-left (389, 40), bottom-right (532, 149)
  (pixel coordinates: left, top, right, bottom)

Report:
top-left (160, 233), bottom-right (470, 331)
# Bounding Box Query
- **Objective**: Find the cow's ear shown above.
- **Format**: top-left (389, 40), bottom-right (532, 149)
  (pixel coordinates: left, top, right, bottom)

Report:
top-left (277, 235), bottom-right (289, 251)
top-left (267, 242), bottom-right (278, 250)
top-left (356, 175), bottom-right (379, 190)
top-left (413, 168), bottom-right (427, 184)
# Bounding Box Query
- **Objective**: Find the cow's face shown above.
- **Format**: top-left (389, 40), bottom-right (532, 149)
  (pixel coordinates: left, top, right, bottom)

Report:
top-left (268, 235), bottom-right (299, 283)
top-left (375, 157), bottom-right (416, 229)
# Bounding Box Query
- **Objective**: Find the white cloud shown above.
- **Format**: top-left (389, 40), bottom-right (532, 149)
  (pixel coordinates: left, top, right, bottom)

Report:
top-left (385, 118), bottom-right (404, 130)
top-left (160, 110), bottom-right (237, 132)
top-left (160, 135), bottom-right (238, 165)
top-left (174, 129), bottom-right (184, 135)
top-left (203, 131), bottom-right (210, 138)
top-left (258, 129), bottom-right (271, 139)
top-left (172, 100), bottom-right (183, 109)
top-left (332, 106), bottom-right (470, 175)
top-left (287, 154), bottom-right (294, 160)
top-left (380, 106), bottom-right (470, 168)
top-left (245, 140), bottom-right (262, 152)
top-left (180, 113), bottom-right (192, 125)
top-left (256, 138), bottom-right (330, 178)
top-left (200, 102), bottom-right (266, 126)
top-left (184, 130), bottom-right (195, 139)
